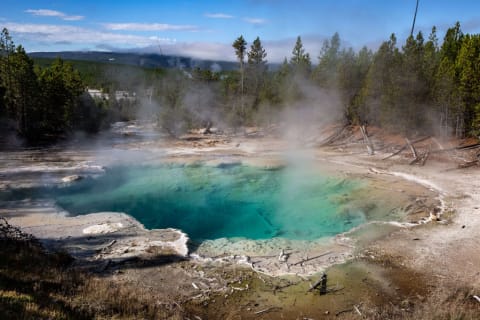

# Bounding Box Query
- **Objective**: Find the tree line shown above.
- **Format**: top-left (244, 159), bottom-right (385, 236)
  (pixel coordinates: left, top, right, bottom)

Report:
top-left (2, 22), bottom-right (480, 143)
top-left (160, 22), bottom-right (480, 138)
top-left (0, 28), bottom-right (106, 143)
top-left (225, 23), bottom-right (480, 138)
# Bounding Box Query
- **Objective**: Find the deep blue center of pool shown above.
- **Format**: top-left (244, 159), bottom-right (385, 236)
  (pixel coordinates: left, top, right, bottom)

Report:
top-left (48, 163), bottom-right (367, 241)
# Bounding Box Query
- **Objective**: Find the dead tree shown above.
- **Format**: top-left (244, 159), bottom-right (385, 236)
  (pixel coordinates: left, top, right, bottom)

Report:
top-left (308, 273), bottom-right (327, 295)
top-left (360, 125), bottom-right (374, 155)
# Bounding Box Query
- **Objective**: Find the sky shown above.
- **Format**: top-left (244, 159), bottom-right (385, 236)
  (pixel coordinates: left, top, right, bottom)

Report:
top-left (2, 0), bottom-right (480, 63)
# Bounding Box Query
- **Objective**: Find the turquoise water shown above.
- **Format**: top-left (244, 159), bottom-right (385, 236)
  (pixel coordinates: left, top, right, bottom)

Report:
top-left (39, 163), bottom-right (368, 241)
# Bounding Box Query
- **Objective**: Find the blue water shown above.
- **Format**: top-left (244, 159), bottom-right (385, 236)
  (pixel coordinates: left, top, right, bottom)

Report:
top-left (26, 163), bottom-right (368, 241)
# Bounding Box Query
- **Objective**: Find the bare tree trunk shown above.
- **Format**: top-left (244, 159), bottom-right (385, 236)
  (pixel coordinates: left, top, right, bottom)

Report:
top-left (410, 0), bottom-right (420, 36)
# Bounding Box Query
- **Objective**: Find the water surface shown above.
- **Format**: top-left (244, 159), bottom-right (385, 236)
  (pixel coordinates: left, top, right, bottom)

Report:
top-left (45, 163), bottom-right (369, 241)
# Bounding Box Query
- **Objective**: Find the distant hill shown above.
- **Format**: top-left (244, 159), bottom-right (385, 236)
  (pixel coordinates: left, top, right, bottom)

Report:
top-left (28, 51), bottom-right (238, 71)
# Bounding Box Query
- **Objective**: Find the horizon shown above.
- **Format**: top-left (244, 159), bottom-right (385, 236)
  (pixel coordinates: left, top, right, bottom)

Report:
top-left (2, 0), bottom-right (480, 63)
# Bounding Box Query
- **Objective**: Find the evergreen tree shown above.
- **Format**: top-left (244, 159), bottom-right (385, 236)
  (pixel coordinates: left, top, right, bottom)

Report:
top-left (361, 33), bottom-right (401, 129)
top-left (8, 46), bottom-right (40, 137)
top-left (314, 32), bottom-right (341, 87)
top-left (290, 36), bottom-right (311, 75)
top-left (38, 58), bottom-right (84, 136)
top-left (246, 36), bottom-right (267, 110)
top-left (456, 34), bottom-right (480, 135)
top-left (232, 35), bottom-right (247, 114)
top-left (434, 22), bottom-right (464, 136)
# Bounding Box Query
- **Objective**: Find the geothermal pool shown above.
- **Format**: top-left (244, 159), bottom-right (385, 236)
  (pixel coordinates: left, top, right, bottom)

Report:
top-left (29, 162), bottom-right (372, 241)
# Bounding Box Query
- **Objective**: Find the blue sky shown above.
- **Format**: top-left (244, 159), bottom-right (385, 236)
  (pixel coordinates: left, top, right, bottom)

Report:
top-left (2, 0), bottom-right (480, 62)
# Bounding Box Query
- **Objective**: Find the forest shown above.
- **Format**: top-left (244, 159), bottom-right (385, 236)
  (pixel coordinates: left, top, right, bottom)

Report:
top-left (1, 21), bottom-right (480, 143)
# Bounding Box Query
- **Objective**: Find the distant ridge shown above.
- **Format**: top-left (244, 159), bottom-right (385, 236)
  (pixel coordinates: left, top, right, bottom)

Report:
top-left (28, 51), bottom-right (238, 71)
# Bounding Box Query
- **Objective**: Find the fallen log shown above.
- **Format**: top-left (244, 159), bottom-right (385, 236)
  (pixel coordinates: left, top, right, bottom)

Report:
top-left (410, 150), bottom-right (430, 166)
top-left (420, 150), bottom-right (430, 166)
top-left (430, 142), bottom-right (480, 154)
top-left (354, 305), bottom-right (362, 316)
top-left (254, 306), bottom-right (280, 315)
top-left (316, 125), bottom-right (349, 147)
top-left (291, 251), bottom-right (332, 266)
top-left (458, 160), bottom-right (479, 169)
top-left (383, 144), bottom-right (408, 160)
top-left (382, 136), bottom-right (430, 160)
top-left (335, 308), bottom-right (353, 316)
top-left (405, 138), bottom-right (418, 160)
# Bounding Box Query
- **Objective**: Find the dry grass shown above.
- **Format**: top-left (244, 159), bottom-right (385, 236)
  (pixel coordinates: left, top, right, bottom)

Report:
top-left (335, 287), bottom-right (479, 320)
top-left (0, 217), bottom-right (183, 319)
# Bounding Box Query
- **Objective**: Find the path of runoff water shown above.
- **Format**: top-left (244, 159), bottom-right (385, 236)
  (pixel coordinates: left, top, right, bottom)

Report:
top-left (34, 163), bottom-right (370, 241)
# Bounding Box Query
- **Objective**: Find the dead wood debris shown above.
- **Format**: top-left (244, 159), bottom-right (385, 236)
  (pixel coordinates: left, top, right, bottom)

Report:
top-left (254, 306), bottom-right (281, 315)
top-left (382, 136), bottom-right (430, 160)
top-left (360, 125), bottom-right (375, 155)
top-left (291, 251), bottom-right (333, 266)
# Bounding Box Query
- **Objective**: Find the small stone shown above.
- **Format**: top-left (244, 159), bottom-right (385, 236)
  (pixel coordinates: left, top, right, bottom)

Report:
top-left (324, 310), bottom-right (330, 315)
top-left (61, 175), bottom-right (82, 183)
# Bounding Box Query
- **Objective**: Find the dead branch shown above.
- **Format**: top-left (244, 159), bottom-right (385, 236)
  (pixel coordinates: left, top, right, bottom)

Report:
top-left (317, 125), bottom-right (349, 147)
top-left (354, 305), bottom-right (362, 316)
top-left (382, 136), bottom-right (430, 160)
top-left (383, 143), bottom-right (408, 160)
top-left (458, 160), bottom-right (479, 169)
top-left (254, 306), bottom-right (280, 315)
top-left (410, 150), bottom-right (430, 166)
top-left (431, 137), bottom-right (444, 150)
top-left (291, 251), bottom-right (332, 266)
top-left (430, 142), bottom-right (480, 154)
top-left (420, 150), bottom-right (430, 166)
top-left (406, 138), bottom-right (418, 160)
top-left (335, 308), bottom-right (353, 316)
top-left (99, 239), bottom-right (116, 253)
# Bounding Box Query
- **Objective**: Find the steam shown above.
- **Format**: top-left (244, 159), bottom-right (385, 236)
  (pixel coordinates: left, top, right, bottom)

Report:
top-left (279, 76), bottom-right (344, 142)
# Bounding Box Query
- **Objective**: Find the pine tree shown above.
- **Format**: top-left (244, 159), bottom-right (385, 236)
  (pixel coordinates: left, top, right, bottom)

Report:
top-left (456, 34), bottom-right (480, 135)
top-left (246, 37), bottom-right (267, 110)
top-left (434, 22), bottom-right (464, 136)
top-left (38, 58), bottom-right (84, 136)
top-left (232, 35), bottom-right (247, 114)
top-left (290, 36), bottom-right (311, 75)
top-left (315, 32), bottom-right (341, 87)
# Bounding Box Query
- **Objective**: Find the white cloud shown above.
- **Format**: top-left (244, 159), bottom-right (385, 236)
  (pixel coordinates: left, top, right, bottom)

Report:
top-left (244, 17), bottom-right (267, 25)
top-left (103, 23), bottom-right (198, 32)
top-left (4, 23), bottom-right (175, 47)
top-left (204, 13), bottom-right (234, 19)
top-left (25, 9), bottom-right (84, 21)
top-left (160, 41), bottom-right (235, 61)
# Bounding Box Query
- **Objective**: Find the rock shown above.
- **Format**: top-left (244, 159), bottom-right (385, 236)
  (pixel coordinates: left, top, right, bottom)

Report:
top-left (62, 175), bottom-right (83, 183)
top-left (82, 222), bottom-right (124, 235)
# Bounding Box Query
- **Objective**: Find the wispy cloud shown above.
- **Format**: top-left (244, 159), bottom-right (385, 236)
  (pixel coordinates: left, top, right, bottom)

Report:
top-left (204, 13), bottom-right (234, 19)
top-left (4, 22), bottom-right (174, 47)
top-left (244, 17), bottom-right (267, 25)
top-left (103, 23), bottom-right (198, 32)
top-left (25, 9), bottom-right (84, 21)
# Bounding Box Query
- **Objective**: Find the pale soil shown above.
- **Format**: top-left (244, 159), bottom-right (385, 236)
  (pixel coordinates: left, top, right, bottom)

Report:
top-left (1, 125), bottom-right (479, 318)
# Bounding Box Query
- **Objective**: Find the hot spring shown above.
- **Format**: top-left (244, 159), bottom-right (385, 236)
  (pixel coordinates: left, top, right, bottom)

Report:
top-left (24, 162), bottom-right (384, 241)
